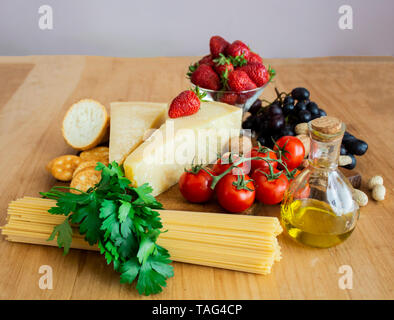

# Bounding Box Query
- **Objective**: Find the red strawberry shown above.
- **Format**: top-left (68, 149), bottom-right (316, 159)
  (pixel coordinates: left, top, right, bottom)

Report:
top-left (220, 92), bottom-right (238, 105)
top-left (247, 52), bottom-right (263, 64)
top-left (227, 70), bottom-right (257, 92)
top-left (215, 63), bottom-right (234, 76)
top-left (213, 53), bottom-right (234, 76)
top-left (209, 36), bottom-right (229, 58)
top-left (198, 54), bottom-right (215, 67)
top-left (191, 64), bottom-right (221, 90)
top-left (168, 88), bottom-right (206, 118)
top-left (226, 40), bottom-right (250, 59)
top-left (238, 63), bottom-right (270, 87)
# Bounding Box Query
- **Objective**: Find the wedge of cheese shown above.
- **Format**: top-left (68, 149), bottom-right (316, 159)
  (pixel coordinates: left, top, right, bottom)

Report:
top-left (109, 102), bottom-right (167, 164)
top-left (124, 101), bottom-right (243, 196)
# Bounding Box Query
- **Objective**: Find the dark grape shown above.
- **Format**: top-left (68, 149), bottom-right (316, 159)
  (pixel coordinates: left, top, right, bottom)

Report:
top-left (280, 124), bottom-right (295, 137)
top-left (257, 135), bottom-right (268, 146)
top-left (311, 113), bottom-right (320, 120)
top-left (264, 136), bottom-right (275, 148)
top-left (298, 110), bottom-right (312, 122)
top-left (242, 116), bottom-right (254, 129)
top-left (248, 99), bottom-right (262, 115)
top-left (343, 154), bottom-right (356, 170)
top-left (282, 103), bottom-right (295, 116)
top-left (291, 87), bottom-right (310, 101)
top-left (295, 101), bottom-right (307, 113)
top-left (269, 115), bottom-right (285, 131)
top-left (345, 139), bottom-right (368, 156)
top-left (283, 95), bottom-right (294, 105)
top-left (250, 115), bottom-right (261, 131)
top-left (258, 119), bottom-right (270, 135)
top-left (271, 133), bottom-right (282, 143)
top-left (318, 108), bottom-right (327, 117)
top-left (307, 102), bottom-right (320, 116)
top-left (268, 104), bottom-right (283, 117)
top-left (342, 131), bottom-right (357, 144)
top-left (340, 144), bottom-right (348, 155)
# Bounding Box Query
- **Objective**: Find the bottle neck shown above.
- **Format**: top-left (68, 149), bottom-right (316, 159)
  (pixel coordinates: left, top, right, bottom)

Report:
top-left (308, 136), bottom-right (342, 169)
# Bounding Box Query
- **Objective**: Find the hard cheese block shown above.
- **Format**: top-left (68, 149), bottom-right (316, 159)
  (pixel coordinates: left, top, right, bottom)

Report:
top-left (124, 101), bottom-right (243, 196)
top-left (109, 102), bottom-right (167, 164)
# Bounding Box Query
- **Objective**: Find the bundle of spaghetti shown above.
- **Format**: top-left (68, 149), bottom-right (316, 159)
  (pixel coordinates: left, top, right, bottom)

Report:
top-left (1, 197), bottom-right (282, 274)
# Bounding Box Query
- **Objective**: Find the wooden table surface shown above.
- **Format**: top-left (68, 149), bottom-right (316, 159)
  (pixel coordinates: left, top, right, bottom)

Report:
top-left (0, 55), bottom-right (393, 300)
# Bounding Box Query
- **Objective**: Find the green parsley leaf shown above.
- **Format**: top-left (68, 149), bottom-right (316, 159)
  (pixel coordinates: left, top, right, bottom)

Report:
top-left (118, 200), bottom-right (133, 222)
top-left (120, 258), bottom-right (140, 284)
top-left (149, 253), bottom-right (174, 279)
top-left (99, 199), bottom-right (117, 219)
top-left (120, 216), bottom-right (134, 238)
top-left (137, 234), bottom-right (156, 264)
top-left (132, 184), bottom-right (162, 208)
top-left (116, 232), bottom-right (138, 260)
top-left (136, 259), bottom-right (167, 296)
top-left (79, 200), bottom-right (102, 245)
top-left (48, 217), bottom-right (73, 254)
top-left (100, 211), bottom-right (120, 241)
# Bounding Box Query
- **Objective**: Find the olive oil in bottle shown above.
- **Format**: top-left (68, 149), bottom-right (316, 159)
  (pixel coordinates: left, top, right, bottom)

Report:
top-left (281, 199), bottom-right (357, 248)
top-left (281, 117), bottom-right (359, 248)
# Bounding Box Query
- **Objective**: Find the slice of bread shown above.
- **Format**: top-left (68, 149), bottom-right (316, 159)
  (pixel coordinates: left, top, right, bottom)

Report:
top-left (62, 99), bottom-right (109, 151)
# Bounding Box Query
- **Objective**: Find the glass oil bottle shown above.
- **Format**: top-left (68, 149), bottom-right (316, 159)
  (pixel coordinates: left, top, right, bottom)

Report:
top-left (281, 117), bottom-right (359, 248)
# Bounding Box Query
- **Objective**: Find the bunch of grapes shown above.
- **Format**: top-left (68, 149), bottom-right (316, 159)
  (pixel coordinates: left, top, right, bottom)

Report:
top-left (242, 86), bottom-right (368, 169)
top-left (242, 87), bottom-right (327, 148)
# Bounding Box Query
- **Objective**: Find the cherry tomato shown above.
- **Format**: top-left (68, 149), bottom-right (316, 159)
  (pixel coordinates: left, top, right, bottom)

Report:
top-left (213, 153), bottom-right (250, 175)
top-left (215, 174), bottom-right (255, 213)
top-left (251, 169), bottom-right (289, 205)
top-left (274, 136), bottom-right (305, 170)
top-left (179, 168), bottom-right (214, 203)
top-left (250, 146), bottom-right (278, 173)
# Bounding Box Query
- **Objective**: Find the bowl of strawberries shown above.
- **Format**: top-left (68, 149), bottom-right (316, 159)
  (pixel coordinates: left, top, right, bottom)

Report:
top-left (187, 36), bottom-right (275, 113)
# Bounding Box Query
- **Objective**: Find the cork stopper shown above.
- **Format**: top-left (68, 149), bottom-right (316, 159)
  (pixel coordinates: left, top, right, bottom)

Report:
top-left (309, 116), bottom-right (344, 141)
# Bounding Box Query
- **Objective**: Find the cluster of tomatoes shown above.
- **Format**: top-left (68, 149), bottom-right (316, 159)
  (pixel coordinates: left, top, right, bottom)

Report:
top-left (179, 136), bottom-right (306, 213)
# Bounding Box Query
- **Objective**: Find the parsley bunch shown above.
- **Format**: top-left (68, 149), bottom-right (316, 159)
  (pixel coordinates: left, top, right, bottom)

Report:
top-left (40, 162), bottom-right (174, 296)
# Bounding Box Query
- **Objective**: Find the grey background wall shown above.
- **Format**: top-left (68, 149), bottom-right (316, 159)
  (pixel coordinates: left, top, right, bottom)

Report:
top-left (0, 0), bottom-right (393, 58)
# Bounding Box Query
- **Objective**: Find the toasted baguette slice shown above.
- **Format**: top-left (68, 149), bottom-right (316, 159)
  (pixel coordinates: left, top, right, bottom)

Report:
top-left (109, 102), bottom-right (167, 164)
top-left (62, 99), bottom-right (109, 151)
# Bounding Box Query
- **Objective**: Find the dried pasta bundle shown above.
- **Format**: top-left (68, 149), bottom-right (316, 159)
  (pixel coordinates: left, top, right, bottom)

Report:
top-left (1, 197), bottom-right (282, 274)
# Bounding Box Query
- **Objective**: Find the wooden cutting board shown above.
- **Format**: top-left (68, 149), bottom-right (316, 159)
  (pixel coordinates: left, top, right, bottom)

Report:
top-left (0, 55), bottom-right (393, 300)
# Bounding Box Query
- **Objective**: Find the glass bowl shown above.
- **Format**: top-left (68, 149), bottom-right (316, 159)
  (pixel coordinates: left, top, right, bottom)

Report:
top-left (191, 82), bottom-right (269, 117)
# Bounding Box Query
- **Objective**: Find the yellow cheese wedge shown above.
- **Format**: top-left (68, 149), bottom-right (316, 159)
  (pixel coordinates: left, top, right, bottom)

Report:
top-left (109, 102), bottom-right (167, 164)
top-left (124, 101), bottom-right (243, 196)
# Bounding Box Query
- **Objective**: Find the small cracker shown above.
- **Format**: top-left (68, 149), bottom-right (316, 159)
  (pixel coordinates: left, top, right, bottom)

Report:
top-left (73, 159), bottom-right (109, 177)
top-left (70, 168), bottom-right (102, 194)
top-left (49, 155), bottom-right (81, 181)
top-left (80, 146), bottom-right (109, 161)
